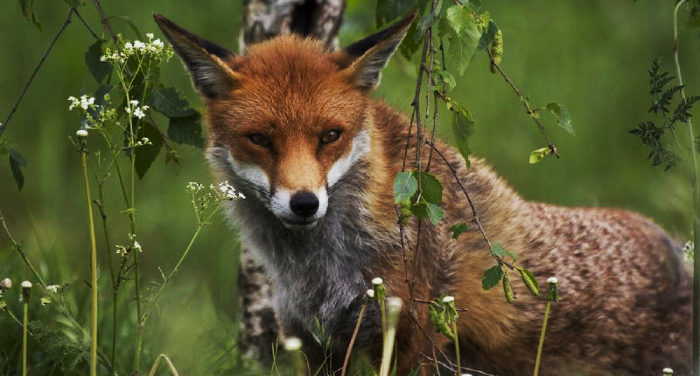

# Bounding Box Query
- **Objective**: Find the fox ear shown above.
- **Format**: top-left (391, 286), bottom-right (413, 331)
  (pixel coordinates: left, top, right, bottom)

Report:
top-left (341, 11), bottom-right (416, 91)
top-left (154, 14), bottom-right (239, 99)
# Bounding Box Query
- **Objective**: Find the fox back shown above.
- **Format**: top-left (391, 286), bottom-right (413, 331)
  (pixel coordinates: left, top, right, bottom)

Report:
top-left (155, 13), bottom-right (692, 376)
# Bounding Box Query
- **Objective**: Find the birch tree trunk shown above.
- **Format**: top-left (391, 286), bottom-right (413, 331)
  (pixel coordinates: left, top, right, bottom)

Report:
top-left (237, 0), bottom-right (346, 364)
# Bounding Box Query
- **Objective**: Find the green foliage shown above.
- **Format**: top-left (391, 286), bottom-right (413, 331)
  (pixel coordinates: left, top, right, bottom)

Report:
top-left (375, 0), bottom-right (421, 27)
top-left (446, 98), bottom-right (475, 168)
top-left (427, 294), bottom-right (458, 341)
top-left (517, 267), bottom-right (539, 296)
top-left (449, 223), bottom-right (469, 239)
top-left (544, 102), bottom-right (575, 135)
top-left (529, 147), bottom-right (551, 164)
top-left (85, 41), bottom-right (112, 83)
top-left (393, 171), bottom-right (417, 203)
top-left (19, 0), bottom-right (41, 30)
top-left (630, 58), bottom-right (698, 170)
top-left (135, 121), bottom-right (164, 179)
top-left (481, 265), bottom-right (503, 290)
top-left (440, 5), bottom-right (481, 76)
top-left (490, 243), bottom-right (516, 261)
top-left (393, 170), bottom-right (445, 225)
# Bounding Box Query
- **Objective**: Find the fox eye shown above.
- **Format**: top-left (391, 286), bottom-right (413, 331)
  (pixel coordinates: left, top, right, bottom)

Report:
top-left (248, 133), bottom-right (271, 147)
top-left (321, 130), bottom-right (342, 144)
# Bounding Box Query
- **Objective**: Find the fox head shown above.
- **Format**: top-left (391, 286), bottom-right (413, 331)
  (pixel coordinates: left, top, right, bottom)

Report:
top-left (155, 13), bottom-right (414, 229)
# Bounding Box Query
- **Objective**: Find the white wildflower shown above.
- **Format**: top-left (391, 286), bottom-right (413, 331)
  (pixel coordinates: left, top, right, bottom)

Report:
top-left (133, 241), bottom-right (142, 253)
top-left (133, 107), bottom-right (146, 119)
top-left (130, 99), bottom-right (139, 106)
top-left (547, 277), bottom-right (559, 284)
top-left (46, 285), bottom-right (60, 293)
top-left (186, 182), bottom-right (204, 193)
top-left (283, 337), bottom-right (302, 351)
top-left (218, 181), bottom-right (241, 200)
top-left (146, 33), bottom-right (154, 40)
top-left (116, 245), bottom-right (127, 257)
top-left (21, 281), bottom-right (32, 289)
top-left (41, 297), bottom-right (52, 306)
top-left (100, 55), bottom-right (107, 62)
top-left (76, 129), bottom-right (88, 137)
top-left (152, 39), bottom-right (164, 49)
top-left (372, 277), bottom-right (383, 285)
top-left (366, 289), bottom-right (375, 298)
top-left (442, 295), bottom-right (454, 303)
top-left (134, 40), bottom-right (146, 51)
top-left (124, 42), bottom-right (133, 50)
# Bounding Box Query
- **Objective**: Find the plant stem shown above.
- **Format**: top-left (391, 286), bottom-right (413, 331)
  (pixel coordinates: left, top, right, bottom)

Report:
top-left (22, 298), bottom-right (29, 376)
top-left (533, 301), bottom-right (551, 376)
top-left (81, 147), bottom-right (99, 376)
top-left (452, 322), bottom-right (460, 376)
top-left (672, 2), bottom-right (699, 374)
top-left (0, 210), bottom-right (47, 287)
top-left (379, 298), bottom-right (402, 376)
top-left (146, 354), bottom-right (180, 376)
top-left (341, 303), bottom-right (367, 376)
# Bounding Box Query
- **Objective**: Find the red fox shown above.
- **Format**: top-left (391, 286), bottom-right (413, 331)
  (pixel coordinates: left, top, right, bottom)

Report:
top-left (154, 12), bottom-right (692, 376)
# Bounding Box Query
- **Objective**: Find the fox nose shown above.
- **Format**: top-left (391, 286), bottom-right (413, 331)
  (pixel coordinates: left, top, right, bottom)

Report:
top-left (290, 191), bottom-right (319, 217)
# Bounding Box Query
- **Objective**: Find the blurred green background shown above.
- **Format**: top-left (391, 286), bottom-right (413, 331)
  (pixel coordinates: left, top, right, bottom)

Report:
top-left (0, 0), bottom-right (698, 374)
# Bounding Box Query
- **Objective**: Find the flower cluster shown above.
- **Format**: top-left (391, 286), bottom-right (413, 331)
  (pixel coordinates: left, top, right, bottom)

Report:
top-left (68, 95), bottom-right (95, 111)
top-left (218, 181), bottom-right (246, 200)
top-left (101, 32), bottom-right (172, 64)
top-left (125, 99), bottom-right (150, 120)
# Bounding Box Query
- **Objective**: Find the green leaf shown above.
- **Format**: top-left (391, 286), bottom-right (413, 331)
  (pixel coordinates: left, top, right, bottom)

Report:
top-left (464, 0), bottom-right (481, 11)
top-left (448, 101), bottom-right (475, 168)
top-left (490, 243), bottom-right (516, 261)
top-left (85, 40), bottom-right (112, 83)
top-left (440, 5), bottom-right (481, 76)
top-left (686, 12), bottom-right (700, 30)
top-left (482, 265), bottom-right (503, 290)
top-left (399, 19), bottom-right (421, 59)
top-left (149, 87), bottom-right (199, 118)
top-left (410, 201), bottom-right (428, 220)
top-left (545, 102), bottom-right (574, 135)
top-left (528, 147), bottom-right (551, 164)
top-left (168, 114), bottom-right (204, 148)
top-left (425, 202), bottom-right (445, 225)
top-left (393, 172), bottom-right (418, 203)
top-left (413, 171), bottom-right (443, 203)
top-left (517, 268), bottom-right (540, 296)
top-left (19, 0), bottom-right (41, 31)
top-left (435, 70), bottom-right (456, 92)
top-left (8, 147), bottom-right (26, 190)
top-left (134, 122), bottom-right (164, 179)
top-left (449, 223), bottom-right (468, 239)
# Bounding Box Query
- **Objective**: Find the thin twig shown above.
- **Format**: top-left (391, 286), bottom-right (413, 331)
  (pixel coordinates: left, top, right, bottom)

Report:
top-left (0, 8), bottom-right (75, 137)
top-left (74, 8), bottom-right (102, 41)
top-left (486, 50), bottom-right (560, 158)
top-left (340, 302), bottom-right (367, 376)
top-left (90, 0), bottom-right (118, 43)
top-left (425, 141), bottom-right (515, 270)
top-left (418, 353), bottom-right (495, 376)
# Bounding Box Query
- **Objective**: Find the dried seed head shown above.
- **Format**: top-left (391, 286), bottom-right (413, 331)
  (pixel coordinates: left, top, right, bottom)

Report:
top-left (366, 289), bottom-right (375, 298)
top-left (663, 368), bottom-right (673, 376)
top-left (76, 129), bottom-right (88, 137)
top-left (442, 295), bottom-right (455, 303)
top-left (372, 277), bottom-right (383, 285)
top-left (21, 281), bottom-right (32, 289)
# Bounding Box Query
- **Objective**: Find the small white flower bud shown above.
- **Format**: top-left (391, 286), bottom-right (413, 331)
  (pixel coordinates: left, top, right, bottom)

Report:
top-left (366, 289), bottom-right (375, 298)
top-left (46, 285), bottom-right (60, 293)
top-left (21, 281), bottom-right (32, 289)
top-left (663, 368), bottom-right (673, 375)
top-left (76, 129), bottom-right (88, 137)
top-left (0, 278), bottom-right (11, 289)
top-left (442, 296), bottom-right (455, 303)
top-left (546, 277), bottom-right (558, 284)
top-left (372, 277), bottom-right (383, 285)
top-left (283, 337), bottom-right (302, 351)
